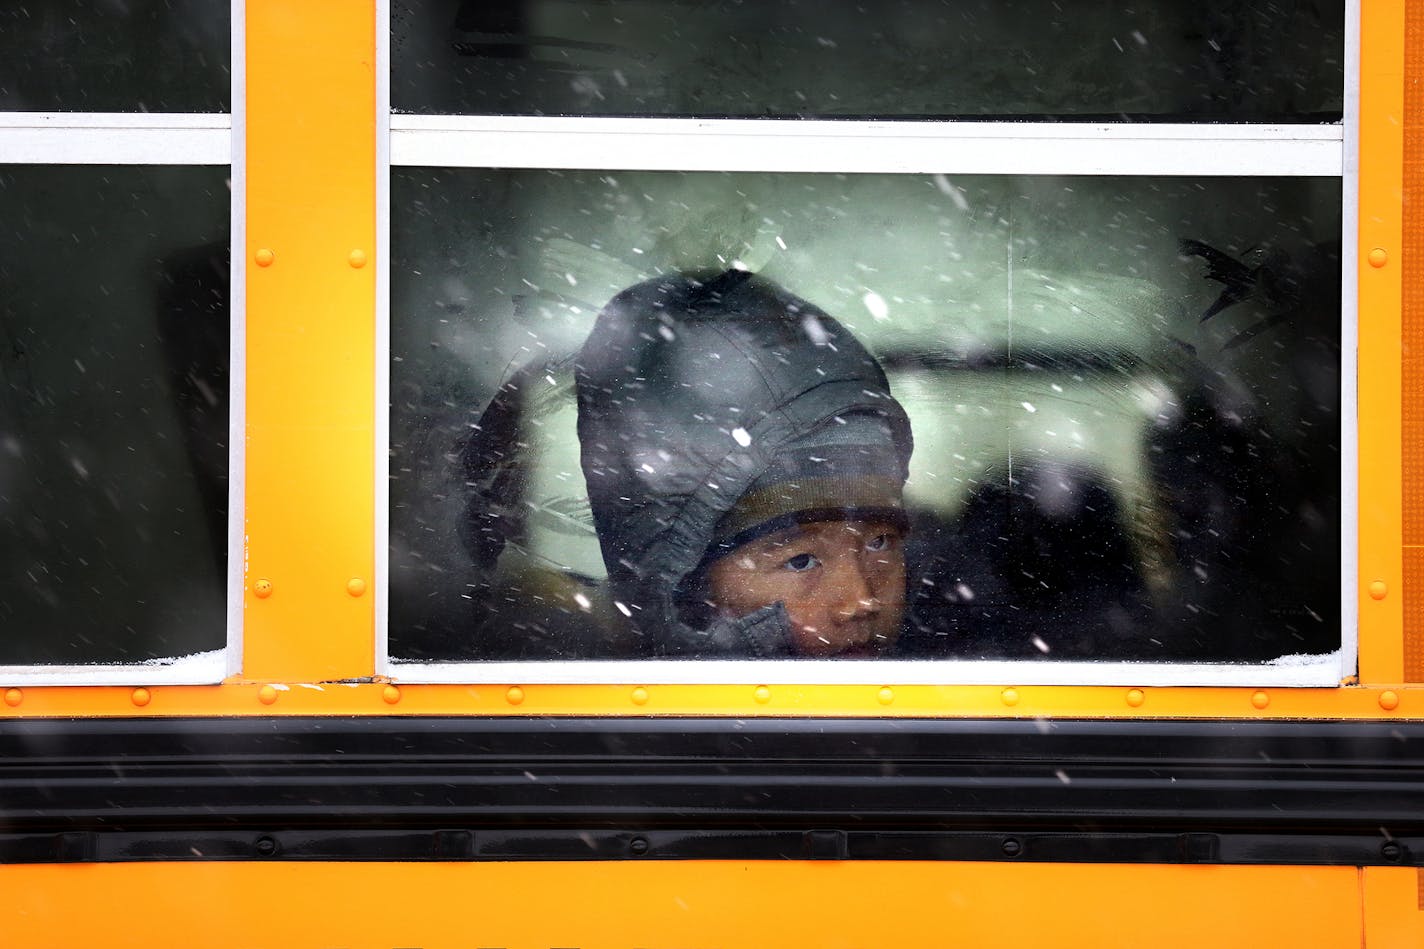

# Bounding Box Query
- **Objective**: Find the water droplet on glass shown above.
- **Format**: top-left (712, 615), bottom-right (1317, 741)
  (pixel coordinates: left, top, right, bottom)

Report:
top-left (801, 315), bottom-right (830, 346)
top-left (862, 290), bottom-right (889, 322)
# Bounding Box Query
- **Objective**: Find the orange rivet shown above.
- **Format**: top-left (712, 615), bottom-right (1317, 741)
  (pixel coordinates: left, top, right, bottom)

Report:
top-left (347, 578), bottom-right (367, 597)
top-left (506, 686), bottom-right (525, 706)
top-left (1126, 688), bottom-right (1145, 708)
top-left (1368, 247), bottom-right (1388, 268)
top-left (877, 687), bottom-right (894, 705)
top-left (1251, 690), bottom-right (1270, 710)
top-left (254, 248), bottom-right (275, 267)
top-left (258, 685), bottom-right (279, 706)
top-left (1369, 580), bottom-right (1388, 601)
top-left (253, 578), bottom-right (273, 599)
top-left (382, 685), bottom-right (401, 705)
top-left (348, 249), bottom-right (368, 268)
top-left (3, 688), bottom-right (21, 708)
top-left (631, 687), bottom-right (649, 706)
top-left (754, 685), bottom-right (771, 704)
top-left (131, 688), bottom-right (151, 708)
top-left (1001, 688), bottom-right (1019, 707)
top-left (1380, 690), bottom-right (1400, 711)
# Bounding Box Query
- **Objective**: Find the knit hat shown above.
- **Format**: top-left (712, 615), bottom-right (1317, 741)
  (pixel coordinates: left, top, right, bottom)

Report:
top-left (707, 411), bottom-right (908, 557)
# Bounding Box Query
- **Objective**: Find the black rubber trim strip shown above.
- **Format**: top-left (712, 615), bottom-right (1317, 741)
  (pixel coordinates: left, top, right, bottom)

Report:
top-left (0, 716), bottom-right (1421, 865)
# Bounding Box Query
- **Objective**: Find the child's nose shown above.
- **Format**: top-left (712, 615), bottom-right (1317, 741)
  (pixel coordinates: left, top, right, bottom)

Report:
top-left (829, 560), bottom-right (880, 621)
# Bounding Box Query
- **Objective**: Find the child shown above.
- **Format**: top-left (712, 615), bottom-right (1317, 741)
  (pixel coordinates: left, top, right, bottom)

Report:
top-left (575, 269), bottom-right (913, 657)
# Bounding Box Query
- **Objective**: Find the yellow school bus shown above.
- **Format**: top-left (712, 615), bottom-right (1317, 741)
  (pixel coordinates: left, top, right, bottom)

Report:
top-left (2, 0), bottom-right (1422, 945)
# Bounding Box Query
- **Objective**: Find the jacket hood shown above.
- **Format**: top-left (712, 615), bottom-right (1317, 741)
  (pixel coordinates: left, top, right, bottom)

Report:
top-left (575, 269), bottom-right (912, 655)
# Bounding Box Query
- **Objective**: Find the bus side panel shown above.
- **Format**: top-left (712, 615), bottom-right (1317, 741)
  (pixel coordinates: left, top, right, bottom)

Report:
top-left (1364, 867), bottom-right (1424, 948)
top-left (1, 861), bottom-right (1360, 949)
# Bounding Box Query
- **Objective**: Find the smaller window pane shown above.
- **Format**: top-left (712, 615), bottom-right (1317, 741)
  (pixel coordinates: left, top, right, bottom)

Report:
top-left (393, 0), bottom-right (1344, 121)
top-left (0, 165), bottom-right (229, 665)
top-left (0, 1), bottom-right (230, 113)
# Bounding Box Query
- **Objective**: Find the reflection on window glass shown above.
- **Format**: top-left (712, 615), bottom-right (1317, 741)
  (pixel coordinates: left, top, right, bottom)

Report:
top-left (393, 0), bottom-right (1343, 120)
top-left (0, 1), bottom-right (229, 112)
top-left (0, 166), bottom-right (229, 664)
top-left (390, 169), bottom-right (1340, 664)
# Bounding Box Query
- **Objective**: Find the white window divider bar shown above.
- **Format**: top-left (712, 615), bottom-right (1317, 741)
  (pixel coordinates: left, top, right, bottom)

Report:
top-left (391, 116), bottom-right (1343, 177)
top-left (389, 654), bottom-right (1344, 688)
top-left (0, 113), bottom-right (231, 165)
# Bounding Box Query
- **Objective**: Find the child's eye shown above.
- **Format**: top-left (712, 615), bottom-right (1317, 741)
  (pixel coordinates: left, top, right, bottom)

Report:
top-left (783, 553), bottom-right (820, 572)
top-left (865, 533), bottom-right (891, 552)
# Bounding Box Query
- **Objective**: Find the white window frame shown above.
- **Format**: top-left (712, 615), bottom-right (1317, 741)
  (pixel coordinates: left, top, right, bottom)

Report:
top-left (378, 0), bottom-right (1359, 687)
top-left (0, 3), bottom-right (244, 685)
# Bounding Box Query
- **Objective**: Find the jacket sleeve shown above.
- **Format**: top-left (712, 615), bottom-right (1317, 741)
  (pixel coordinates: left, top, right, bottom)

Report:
top-left (654, 602), bottom-right (795, 658)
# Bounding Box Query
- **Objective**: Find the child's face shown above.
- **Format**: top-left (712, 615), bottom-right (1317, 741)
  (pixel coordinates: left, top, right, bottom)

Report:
top-left (705, 519), bottom-right (906, 656)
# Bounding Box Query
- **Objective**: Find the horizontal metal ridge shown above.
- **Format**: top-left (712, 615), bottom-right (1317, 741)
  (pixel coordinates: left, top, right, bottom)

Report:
top-left (1, 717), bottom-right (1420, 865)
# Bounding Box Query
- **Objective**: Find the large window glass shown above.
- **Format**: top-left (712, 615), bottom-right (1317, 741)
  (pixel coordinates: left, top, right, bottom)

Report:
top-left (0, 166), bottom-right (230, 666)
top-left (389, 169), bottom-right (1341, 668)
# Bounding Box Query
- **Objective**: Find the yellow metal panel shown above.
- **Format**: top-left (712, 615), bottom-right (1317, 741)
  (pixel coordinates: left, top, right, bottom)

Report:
top-left (1, 681), bottom-right (1421, 719)
top-left (1363, 867), bottom-right (1424, 948)
top-left (1360, 0), bottom-right (1407, 683)
top-left (1, 861), bottom-right (1361, 948)
top-left (1407, 550), bottom-right (1424, 679)
top-left (243, 0), bottom-right (376, 680)
top-left (1404, 0), bottom-right (1424, 681)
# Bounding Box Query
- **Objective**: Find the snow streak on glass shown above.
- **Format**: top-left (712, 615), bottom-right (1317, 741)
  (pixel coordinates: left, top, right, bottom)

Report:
top-left (0, 166), bottom-right (229, 663)
top-left (0, 0), bottom-right (230, 113)
top-left (393, 0), bottom-right (1343, 121)
top-left (390, 169), bottom-right (1340, 663)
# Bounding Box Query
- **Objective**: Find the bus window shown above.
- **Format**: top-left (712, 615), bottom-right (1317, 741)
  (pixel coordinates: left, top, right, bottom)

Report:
top-left (0, 165), bottom-right (230, 668)
top-left (391, 0), bottom-right (1343, 121)
top-left (387, 169), bottom-right (1342, 676)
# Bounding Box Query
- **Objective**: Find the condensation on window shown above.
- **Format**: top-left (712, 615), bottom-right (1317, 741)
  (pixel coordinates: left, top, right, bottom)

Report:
top-left (389, 169), bottom-right (1340, 663)
top-left (393, 0), bottom-right (1344, 121)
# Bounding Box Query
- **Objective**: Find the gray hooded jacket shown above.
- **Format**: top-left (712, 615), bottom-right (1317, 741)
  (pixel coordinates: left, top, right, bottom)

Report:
top-left (575, 270), bottom-right (913, 656)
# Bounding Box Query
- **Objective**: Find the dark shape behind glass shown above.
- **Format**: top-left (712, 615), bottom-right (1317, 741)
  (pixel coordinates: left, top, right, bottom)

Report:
top-left (903, 254), bottom-right (1340, 663)
top-left (448, 358), bottom-right (613, 661)
top-left (157, 241), bottom-right (231, 578)
top-left (903, 461), bottom-right (1150, 660)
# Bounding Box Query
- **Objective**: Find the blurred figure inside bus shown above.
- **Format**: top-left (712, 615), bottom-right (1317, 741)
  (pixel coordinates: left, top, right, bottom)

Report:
top-left (575, 269), bottom-right (913, 657)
